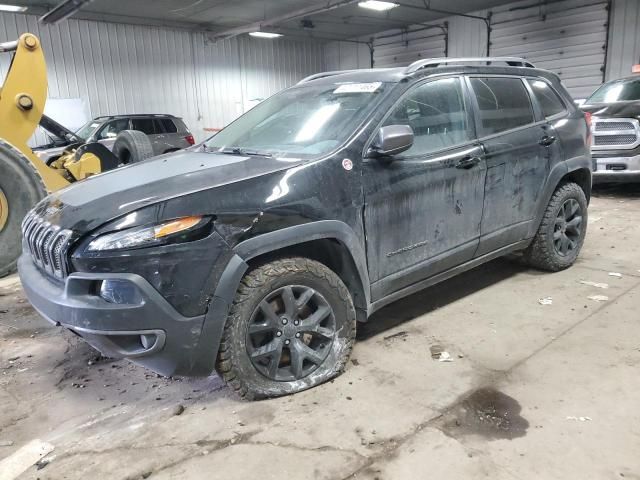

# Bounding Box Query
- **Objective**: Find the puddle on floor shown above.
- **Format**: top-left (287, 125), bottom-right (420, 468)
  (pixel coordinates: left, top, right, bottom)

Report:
top-left (439, 387), bottom-right (529, 440)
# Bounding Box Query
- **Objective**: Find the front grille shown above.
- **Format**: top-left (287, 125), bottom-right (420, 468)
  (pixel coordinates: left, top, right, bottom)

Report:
top-left (592, 118), bottom-right (640, 151)
top-left (594, 135), bottom-right (638, 146)
top-left (21, 211), bottom-right (73, 279)
top-left (594, 121), bottom-right (635, 131)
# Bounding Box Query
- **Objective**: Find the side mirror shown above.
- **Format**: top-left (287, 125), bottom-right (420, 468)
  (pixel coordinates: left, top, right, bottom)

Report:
top-left (368, 125), bottom-right (414, 158)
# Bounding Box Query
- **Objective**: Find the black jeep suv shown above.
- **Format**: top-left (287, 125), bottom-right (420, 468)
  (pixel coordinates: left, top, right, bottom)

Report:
top-left (19, 58), bottom-right (591, 399)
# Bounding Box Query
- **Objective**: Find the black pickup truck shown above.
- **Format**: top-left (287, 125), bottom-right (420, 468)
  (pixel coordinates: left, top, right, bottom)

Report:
top-left (581, 75), bottom-right (640, 183)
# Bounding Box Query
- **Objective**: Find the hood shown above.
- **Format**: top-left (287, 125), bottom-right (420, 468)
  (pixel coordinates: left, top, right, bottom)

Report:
top-left (581, 101), bottom-right (640, 119)
top-left (33, 150), bottom-right (302, 233)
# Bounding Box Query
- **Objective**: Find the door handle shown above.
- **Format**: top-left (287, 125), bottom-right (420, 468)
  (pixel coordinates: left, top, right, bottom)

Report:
top-left (455, 156), bottom-right (481, 169)
top-left (539, 135), bottom-right (557, 147)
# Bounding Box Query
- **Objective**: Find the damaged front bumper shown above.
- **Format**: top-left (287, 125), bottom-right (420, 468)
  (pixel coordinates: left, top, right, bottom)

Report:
top-left (18, 253), bottom-right (226, 377)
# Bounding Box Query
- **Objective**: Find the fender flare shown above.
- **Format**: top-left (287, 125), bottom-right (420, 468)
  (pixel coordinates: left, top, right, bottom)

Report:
top-left (528, 161), bottom-right (568, 238)
top-left (528, 156), bottom-right (591, 238)
top-left (234, 219), bottom-right (370, 303)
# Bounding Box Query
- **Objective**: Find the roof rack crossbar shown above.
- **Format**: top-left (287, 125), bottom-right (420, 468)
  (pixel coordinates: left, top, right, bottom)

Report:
top-left (297, 69), bottom-right (362, 84)
top-left (405, 57), bottom-right (536, 74)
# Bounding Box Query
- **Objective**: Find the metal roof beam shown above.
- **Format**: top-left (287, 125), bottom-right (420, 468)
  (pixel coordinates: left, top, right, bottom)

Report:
top-left (208, 0), bottom-right (362, 41)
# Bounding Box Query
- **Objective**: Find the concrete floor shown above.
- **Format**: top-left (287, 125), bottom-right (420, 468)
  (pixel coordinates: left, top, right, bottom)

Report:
top-left (1, 185), bottom-right (639, 480)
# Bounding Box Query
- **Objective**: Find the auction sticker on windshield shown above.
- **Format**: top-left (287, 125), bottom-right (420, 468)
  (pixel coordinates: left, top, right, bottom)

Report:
top-left (334, 82), bottom-right (381, 94)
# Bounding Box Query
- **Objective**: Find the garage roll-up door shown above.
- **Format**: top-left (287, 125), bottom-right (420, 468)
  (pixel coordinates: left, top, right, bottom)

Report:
top-left (489, 0), bottom-right (609, 99)
top-left (373, 25), bottom-right (447, 68)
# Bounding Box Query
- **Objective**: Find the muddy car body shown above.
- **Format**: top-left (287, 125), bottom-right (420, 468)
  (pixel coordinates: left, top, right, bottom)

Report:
top-left (19, 59), bottom-right (591, 398)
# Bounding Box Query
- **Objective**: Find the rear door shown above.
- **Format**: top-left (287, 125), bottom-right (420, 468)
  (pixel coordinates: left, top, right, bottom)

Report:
top-left (468, 76), bottom-right (551, 256)
top-left (362, 76), bottom-right (487, 301)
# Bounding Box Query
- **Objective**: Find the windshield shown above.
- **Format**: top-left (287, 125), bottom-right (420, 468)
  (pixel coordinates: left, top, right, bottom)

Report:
top-left (204, 82), bottom-right (389, 159)
top-left (75, 120), bottom-right (102, 140)
top-left (586, 78), bottom-right (640, 103)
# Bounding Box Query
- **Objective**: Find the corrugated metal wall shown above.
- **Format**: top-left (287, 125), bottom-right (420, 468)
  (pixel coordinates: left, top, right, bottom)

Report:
top-left (606, 0), bottom-right (640, 81)
top-left (489, 0), bottom-right (609, 99)
top-left (324, 0), bottom-right (638, 100)
top-left (0, 11), bottom-right (324, 143)
top-left (371, 25), bottom-right (447, 68)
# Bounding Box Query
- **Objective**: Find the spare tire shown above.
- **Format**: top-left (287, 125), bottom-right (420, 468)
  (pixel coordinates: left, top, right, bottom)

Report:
top-left (112, 130), bottom-right (154, 165)
top-left (0, 140), bottom-right (47, 278)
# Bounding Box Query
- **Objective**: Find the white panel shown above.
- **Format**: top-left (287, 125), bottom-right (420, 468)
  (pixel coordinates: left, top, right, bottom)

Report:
top-left (373, 27), bottom-right (447, 68)
top-left (489, 0), bottom-right (609, 98)
top-left (447, 11), bottom-right (489, 58)
top-left (324, 41), bottom-right (371, 71)
top-left (606, 0), bottom-right (640, 81)
top-left (0, 11), bottom-right (325, 144)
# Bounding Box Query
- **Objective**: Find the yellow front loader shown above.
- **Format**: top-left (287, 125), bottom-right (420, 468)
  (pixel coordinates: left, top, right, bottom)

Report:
top-left (0, 34), bottom-right (151, 277)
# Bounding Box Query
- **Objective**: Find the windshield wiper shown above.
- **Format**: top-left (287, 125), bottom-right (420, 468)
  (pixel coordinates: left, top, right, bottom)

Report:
top-left (219, 147), bottom-right (272, 158)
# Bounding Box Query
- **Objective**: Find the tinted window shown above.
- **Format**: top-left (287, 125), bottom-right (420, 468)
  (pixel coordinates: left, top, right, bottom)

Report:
top-left (527, 79), bottom-right (566, 118)
top-left (587, 78), bottom-right (640, 103)
top-left (159, 118), bottom-right (178, 133)
top-left (471, 77), bottom-right (535, 136)
top-left (131, 118), bottom-right (157, 134)
top-left (96, 118), bottom-right (128, 140)
top-left (382, 77), bottom-right (471, 156)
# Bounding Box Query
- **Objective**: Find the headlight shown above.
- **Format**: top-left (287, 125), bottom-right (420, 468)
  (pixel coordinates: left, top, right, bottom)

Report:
top-left (87, 215), bottom-right (209, 252)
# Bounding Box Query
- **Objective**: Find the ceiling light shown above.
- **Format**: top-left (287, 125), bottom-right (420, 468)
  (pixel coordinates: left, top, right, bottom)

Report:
top-left (0, 4), bottom-right (28, 12)
top-left (249, 32), bottom-right (283, 39)
top-left (358, 1), bottom-right (398, 11)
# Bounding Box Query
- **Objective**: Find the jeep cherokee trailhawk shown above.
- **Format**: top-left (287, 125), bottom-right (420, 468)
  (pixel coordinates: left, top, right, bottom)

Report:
top-left (19, 58), bottom-right (591, 399)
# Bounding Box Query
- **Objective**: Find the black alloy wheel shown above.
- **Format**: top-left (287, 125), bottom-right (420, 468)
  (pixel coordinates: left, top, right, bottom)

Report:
top-left (553, 198), bottom-right (583, 257)
top-left (246, 285), bottom-right (336, 382)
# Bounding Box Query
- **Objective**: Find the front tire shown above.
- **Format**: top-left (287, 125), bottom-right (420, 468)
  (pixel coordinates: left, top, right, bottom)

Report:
top-left (216, 257), bottom-right (356, 400)
top-left (0, 141), bottom-right (47, 278)
top-left (522, 182), bottom-right (588, 271)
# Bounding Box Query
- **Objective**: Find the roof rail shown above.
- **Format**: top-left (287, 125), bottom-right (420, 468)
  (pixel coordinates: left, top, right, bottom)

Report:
top-left (297, 69), bottom-right (361, 84)
top-left (405, 57), bottom-right (536, 74)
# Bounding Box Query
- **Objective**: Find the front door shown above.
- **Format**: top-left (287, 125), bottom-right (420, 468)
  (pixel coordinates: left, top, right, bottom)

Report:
top-left (362, 77), bottom-right (486, 301)
top-left (467, 76), bottom-right (551, 256)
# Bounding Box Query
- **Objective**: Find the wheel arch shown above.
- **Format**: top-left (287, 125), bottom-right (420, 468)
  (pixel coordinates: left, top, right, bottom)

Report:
top-left (529, 160), bottom-right (591, 239)
top-left (234, 220), bottom-right (370, 320)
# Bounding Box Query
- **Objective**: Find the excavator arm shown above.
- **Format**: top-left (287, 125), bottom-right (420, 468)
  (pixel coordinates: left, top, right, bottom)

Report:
top-left (1, 33), bottom-right (153, 277)
top-left (0, 34), bottom-right (69, 191)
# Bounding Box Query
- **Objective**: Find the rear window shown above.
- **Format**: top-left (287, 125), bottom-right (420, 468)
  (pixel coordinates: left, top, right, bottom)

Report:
top-left (159, 118), bottom-right (178, 133)
top-left (527, 79), bottom-right (566, 118)
top-left (470, 77), bottom-right (535, 136)
top-left (130, 118), bottom-right (158, 134)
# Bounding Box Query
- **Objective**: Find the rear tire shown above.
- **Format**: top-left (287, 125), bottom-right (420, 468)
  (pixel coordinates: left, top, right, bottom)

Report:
top-left (216, 257), bottom-right (356, 400)
top-left (112, 130), bottom-right (154, 165)
top-left (0, 141), bottom-right (47, 278)
top-left (521, 182), bottom-right (588, 272)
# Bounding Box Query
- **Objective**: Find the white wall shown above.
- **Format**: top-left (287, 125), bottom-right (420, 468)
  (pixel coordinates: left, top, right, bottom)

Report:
top-left (447, 12), bottom-right (489, 57)
top-left (606, 0), bottom-right (640, 81)
top-left (324, 41), bottom-right (371, 70)
top-left (0, 11), bottom-right (325, 143)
